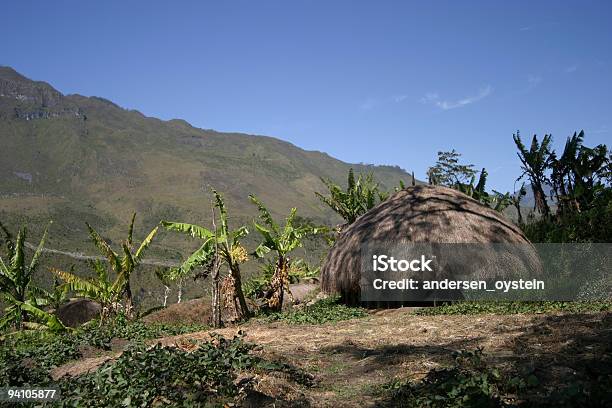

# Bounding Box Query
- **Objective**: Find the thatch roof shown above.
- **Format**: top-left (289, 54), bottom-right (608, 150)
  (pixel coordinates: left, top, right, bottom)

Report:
top-left (320, 185), bottom-right (540, 304)
top-left (56, 299), bottom-right (101, 327)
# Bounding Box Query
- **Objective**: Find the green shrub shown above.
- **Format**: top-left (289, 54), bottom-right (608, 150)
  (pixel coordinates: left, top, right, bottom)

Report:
top-left (415, 301), bottom-right (612, 316)
top-left (55, 334), bottom-right (255, 407)
top-left (0, 314), bottom-right (208, 387)
top-left (262, 296), bottom-right (368, 324)
top-left (379, 348), bottom-right (528, 408)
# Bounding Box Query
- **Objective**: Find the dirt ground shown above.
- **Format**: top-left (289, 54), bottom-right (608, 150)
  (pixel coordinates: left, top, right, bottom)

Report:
top-left (53, 309), bottom-right (612, 407)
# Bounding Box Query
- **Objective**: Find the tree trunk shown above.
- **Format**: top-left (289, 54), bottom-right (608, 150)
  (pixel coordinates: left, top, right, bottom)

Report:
top-left (163, 285), bottom-right (170, 307)
top-left (124, 281), bottom-right (134, 319)
top-left (531, 181), bottom-right (550, 218)
top-left (230, 263), bottom-right (251, 319)
top-left (268, 256), bottom-right (288, 312)
top-left (211, 257), bottom-right (221, 328)
top-left (210, 202), bottom-right (222, 328)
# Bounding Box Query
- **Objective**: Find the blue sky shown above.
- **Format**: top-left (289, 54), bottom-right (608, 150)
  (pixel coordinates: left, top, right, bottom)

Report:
top-left (2, 1), bottom-right (611, 191)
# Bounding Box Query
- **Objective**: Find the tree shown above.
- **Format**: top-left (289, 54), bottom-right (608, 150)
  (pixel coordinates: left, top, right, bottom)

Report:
top-left (162, 189), bottom-right (251, 322)
top-left (316, 168), bottom-right (385, 225)
top-left (427, 150), bottom-right (477, 187)
top-left (513, 131), bottom-right (553, 217)
top-left (249, 195), bottom-right (319, 312)
top-left (0, 222), bottom-right (66, 332)
top-left (550, 130), bottom-right (611, 215)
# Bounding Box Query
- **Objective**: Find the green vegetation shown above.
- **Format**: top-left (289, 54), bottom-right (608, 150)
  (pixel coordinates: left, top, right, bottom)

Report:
top-left (379, 346), bottom-right (612, 408)
top-left (415, 301), bottom-right (612, 316)
top-left (53, 213), bottom-right (159, 320)
top-left (316, 168), bottom-right (387, 225)
top-left (514, 132), bottom-right (555, 217)
top-left (163, 189), bottom-right (251, 324)
top-left (0, 314), bottom-right (207, 386)
top-left (0, 222), bottom-right (66, 332)
top-left (249, 194), bottom-right (321, 311)
top-left (0, 67), bottom-right (611, 407)
top-left (427, 149), bottom-right (478, 187)
top-left (428, 150), bottom-right (512, 211)
top-left (262, 296), bottom-right (368, 324)
top-left (515, 131), bottom-right (612, 242)
top-left (54, 335), bottom-right (253, 407)
top-left (378, 348), bottom-right (533, 408)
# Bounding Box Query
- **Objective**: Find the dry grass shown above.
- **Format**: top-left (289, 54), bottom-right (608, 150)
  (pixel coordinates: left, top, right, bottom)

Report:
top-left (53, 308), bottom-right (611, 407)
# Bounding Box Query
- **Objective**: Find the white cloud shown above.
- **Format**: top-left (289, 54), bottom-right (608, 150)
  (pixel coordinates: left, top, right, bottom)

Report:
top-left (565, 65), bottom-right (578, 73)
top-left (360, 98), bottom-right (379, 111)
top-left (419, 92), bottom-right (439, 104)
top-left (421, 86), bottom-right (492, 110)
top-left (394, 94), bottom-right (408, 103)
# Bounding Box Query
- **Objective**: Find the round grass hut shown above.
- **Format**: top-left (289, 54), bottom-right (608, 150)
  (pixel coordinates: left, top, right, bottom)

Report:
top-left (320, 185), bottom-right (541, 304)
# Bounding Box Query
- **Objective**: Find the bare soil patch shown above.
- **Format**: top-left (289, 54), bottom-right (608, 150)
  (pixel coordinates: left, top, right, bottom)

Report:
top-left (54, 309), bottom-right (611, 406)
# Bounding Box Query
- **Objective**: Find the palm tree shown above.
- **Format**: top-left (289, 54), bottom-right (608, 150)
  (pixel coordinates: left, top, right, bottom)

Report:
top-left (513, 131), bottom-right (553, 217)
top-left (54, 213), bottom-right (158, 319)
top-left (162, 189), bottom-right (251, 321)
top-left (0, 222), bottom-right (66, 332)
top-left (249, 195), bottom-right (319, 312)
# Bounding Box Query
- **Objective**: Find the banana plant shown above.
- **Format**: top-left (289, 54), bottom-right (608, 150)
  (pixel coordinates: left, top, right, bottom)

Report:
top-left (162, 189), bottom-right (251, 321)
top-left (30, 276), bottom-right (70, 311)
top-left (249, 194), bottom-right (320, 312)
top-left (513, 131), bottom-right (554, 217)
top-left (52, 260), bottom-right (125, 324)
top-left (0, 222), bottom-right (66, 332)
top-left (316, 168), bottom-right (385, 225)
top-left (54, 213), bottom-right (158, 319)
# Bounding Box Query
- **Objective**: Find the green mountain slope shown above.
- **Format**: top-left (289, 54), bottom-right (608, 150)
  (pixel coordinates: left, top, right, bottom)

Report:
top-left (0, 66), bottom-right (412, 264)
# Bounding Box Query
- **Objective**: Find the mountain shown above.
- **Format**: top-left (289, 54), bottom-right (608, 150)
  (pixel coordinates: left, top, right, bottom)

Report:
top-left (0, 66), bottom-right (413, 301)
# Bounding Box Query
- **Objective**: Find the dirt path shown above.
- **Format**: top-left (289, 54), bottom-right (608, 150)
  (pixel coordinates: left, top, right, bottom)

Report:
top-left (53, 309), bottom-right (612, 407)
top-left (25, 241), bottom-right (179, 267)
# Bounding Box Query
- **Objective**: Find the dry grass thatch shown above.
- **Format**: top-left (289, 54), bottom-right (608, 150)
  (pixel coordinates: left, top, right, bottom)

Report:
top-left (320, 185), bottom-right (541, 304)
top-left (56, 299), bottom-right (102, 327)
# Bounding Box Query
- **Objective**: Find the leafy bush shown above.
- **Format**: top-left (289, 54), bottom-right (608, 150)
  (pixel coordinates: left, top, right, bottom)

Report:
top-left (0, 330), bottom-right (80, 386)
top-left (262, 296), bottom-right (368, 324)
top-left (415, 301), bottom-right (612, 316)
top-left (77, 313), bottom-right (208, 350)
top-left (380, 347), bottom-right (612, 408)
top-left (0, 314), bottom-right (207, 387)
top-left (55, 333), bottom-right (255, 407)
top-left (379, 348), bottom-right (530, 408)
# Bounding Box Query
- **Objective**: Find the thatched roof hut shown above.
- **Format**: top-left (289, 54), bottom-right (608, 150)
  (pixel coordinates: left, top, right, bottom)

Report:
top-left (320, 185), bottom-right (541, 304)
top-left (56, 299), bottom-right (101, 327)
